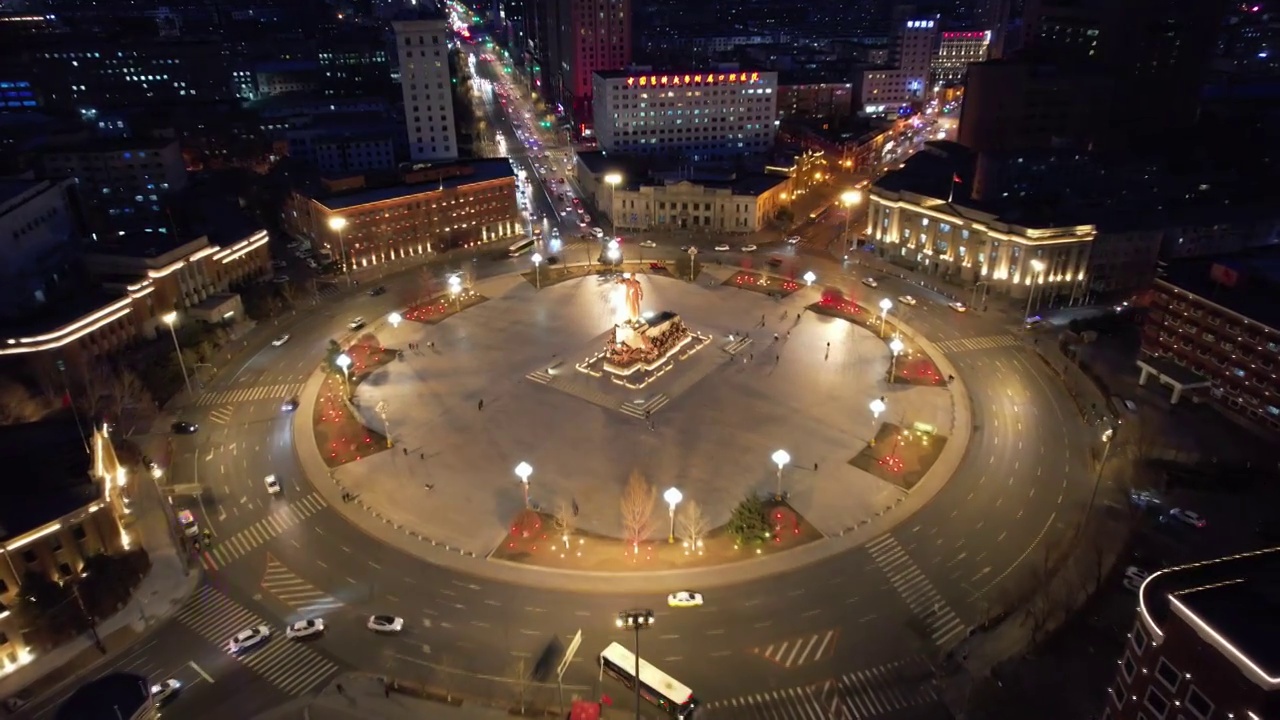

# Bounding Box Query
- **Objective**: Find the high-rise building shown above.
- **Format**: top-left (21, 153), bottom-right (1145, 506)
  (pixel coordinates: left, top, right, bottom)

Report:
top-left (932, 30), bottom-right (991, 85)
top-left (1109, 548), bottom-right (1280, 719)
top-left (591, 70), bottom-right (778, 160)
top-left (548, 0), bottom-right (632, 127)
top-left (392, 11), bottom-right (458, 162)
top-left (860, 18), bottom-right (939, 115)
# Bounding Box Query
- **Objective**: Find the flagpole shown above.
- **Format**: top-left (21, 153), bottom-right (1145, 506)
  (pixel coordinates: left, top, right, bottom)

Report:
top-left (948, 175), bottom-right (955, 204)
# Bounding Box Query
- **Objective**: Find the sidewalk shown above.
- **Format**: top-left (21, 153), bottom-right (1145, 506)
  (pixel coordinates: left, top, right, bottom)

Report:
top-left (0, 470), bottom-right (202, 710)
top-left (253, 673), bottom-right (556, 720)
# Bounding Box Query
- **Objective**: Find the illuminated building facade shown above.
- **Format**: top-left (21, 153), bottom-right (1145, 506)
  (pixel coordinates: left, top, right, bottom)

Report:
top-left (1110, 548), bottom-right (1280, 720)
top-left (932, 31), bottom-right (991, 85)
top-left (591, 70), bottom-right (778, 160)
top-left (0, 421), bottom-right (131, 681)
top-left (861, 19), bottom-right (938, 115)
top-left (286, 159), bottom-right (521, 270)
top-left (0, 229), bottom-right (270, 367)
top-left (392, 13), bottom-right (458, 162)
top-left (868, 181), bottom-right (1094, 303)
top-left (1139, 251), bottom-right (1280, 432)
top-left (39, 138), bottom-right (187, 234)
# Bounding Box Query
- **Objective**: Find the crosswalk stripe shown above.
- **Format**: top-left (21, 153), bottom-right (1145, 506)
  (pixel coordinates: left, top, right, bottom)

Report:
top-left (204, 493), bottom-right (327, 571)
top-left (174, 585), bottom-right (338, 696)
top-left (868, 536), bottom-right (966, 648)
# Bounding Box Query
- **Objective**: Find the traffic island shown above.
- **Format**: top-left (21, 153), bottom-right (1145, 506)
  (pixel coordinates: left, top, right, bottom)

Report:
top-left (314, 341), bottom-right (396, 468)
top-left (404, 290), bottom-right (488, 324)
top-left (807, 292), bottom-right (946, 387)
top-left (849, 423), bottom-right (947, 492)
top-left (723, 270), bottom-right (801, 297)
top-left (520, 261), bottom-right (672, 289)
top-left (488, 495), bottom-right (823, 571)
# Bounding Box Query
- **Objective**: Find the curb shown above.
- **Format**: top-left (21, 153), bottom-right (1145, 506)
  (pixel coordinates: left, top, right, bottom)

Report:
top-left (292, 269), bottom-right (975, 593)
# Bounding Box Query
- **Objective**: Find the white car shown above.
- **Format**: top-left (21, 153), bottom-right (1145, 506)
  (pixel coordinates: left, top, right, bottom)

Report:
top-left (272, 334), bottom-right (291, 347)
top-left (785, 235), bottom-right (802, 245)
top-left (1122, 566), bottom-right (1150, 593)
top-left (273, 275), bottom-right (289, 284)
top-left (150, 678), bottom-right (182, 705)
top-left (264, 474), bottom-right (281, 495)
top-left (714, 243), bottom-right (731, 252)
top-left (590, 227), bottom-right (604, 238)
top-left (285, 618), bottom-right (325, 639)
top-left (227, 625), bottom-right (271, 654)
top-left (667, 591), bottom-right (704, 608)
top-left (897, 295), bottom-right (917, 306)
top-left (1164, 508), bottom-right (1207, 528)
top-left (861, 277), bottom-right (878, 288)
top-left (949, 302), bottom-right (968, 313)
top-left (367, 615), bottom-right (404, 633)
top-left (638, 240), bottom-right (657, 248)
top-left (348, 317), bottom-right (366, 330)
top-left (740, 244), bottom-right (758, 253)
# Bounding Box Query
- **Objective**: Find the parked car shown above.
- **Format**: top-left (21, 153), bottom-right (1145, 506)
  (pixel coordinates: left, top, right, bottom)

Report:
top-left (1163, 508), bottom-right (1207, 528)
top-left (1122, 566), bottom-right (1150, 593)
top-left (171, 421), bottom-right (199, 435)
top-left (714, 243), bottom-right (731, 252)
top-left (348, 317), bottom-right (366, 330)
top-left (861, 277), bottom-right (878, 288)
top-left (638, 240), bottom-right (657, 248)
top-left (367, 615), bottom-right (404, 633)
top-left (949, 302), bottom-right (968, 313)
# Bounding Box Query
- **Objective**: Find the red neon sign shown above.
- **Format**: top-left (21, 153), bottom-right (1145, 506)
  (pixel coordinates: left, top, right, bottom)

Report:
top-left (622, 71), bottom-right (763, 89)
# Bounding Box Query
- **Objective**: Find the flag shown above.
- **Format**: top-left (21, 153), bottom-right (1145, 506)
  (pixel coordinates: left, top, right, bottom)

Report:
top-left (952, 173), bottom-right (962, 184)
top-left (61, 390), bottom-right (72, 408)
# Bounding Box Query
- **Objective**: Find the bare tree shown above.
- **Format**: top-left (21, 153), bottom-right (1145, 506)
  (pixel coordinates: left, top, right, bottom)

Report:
top-left (105, 365), bottom-right (153, 417)
top-left (0, 380), bottom-right (45, 425)
top-left (508, 657), bottom-right (529, 714)
top-left (677, 499), bottom-right (709, 553)
top-left (552, 500), bottom-right (576, 552)
top-left (619, 470), bottom-right (657, 554)
top-left (277, 281), bottom-right (300, 308)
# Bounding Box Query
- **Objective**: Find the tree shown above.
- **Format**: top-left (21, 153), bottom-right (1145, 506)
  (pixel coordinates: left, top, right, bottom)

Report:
top-left (619, 470), bottom-right (656, 553)
top-left (16, 570), bottom-right (82, 642)
top-left (0, 380), bottom-right (45, 425)
top-left (277, 281), bottom-right (300, 308)
top-left (677, 500), bottom-right (709, 553)
top-left (507, 657), bottom-right (530, 714)
top-left (727, 494), bottom-right (770, 545)
top-left (552, 500), bottom-right (576, 551)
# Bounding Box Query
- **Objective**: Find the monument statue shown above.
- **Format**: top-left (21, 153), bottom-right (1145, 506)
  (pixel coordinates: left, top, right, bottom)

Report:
top-left (618, 273), bottom-right (644, 323)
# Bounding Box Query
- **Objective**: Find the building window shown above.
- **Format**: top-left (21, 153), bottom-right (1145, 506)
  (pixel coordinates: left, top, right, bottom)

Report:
top-left (58, 562), bottom-right (73, 578)
top-left (1143, 687), bottom-right (1169, 718)
top-left (1154, 658), bottom-right (1179, 691)
top-left (1131, 624), bottom-right (1148, 652)
top-left (1185, 687), bottom-right (1213, 719)
top-left (1121, 654), bottom-right (1136, 682)
top-left (1109, 678), bottom-right (1126, 707)
top-left (0, 578), bottom-right (7, 594)
top-left (22, 549), bottom-right (37, 564)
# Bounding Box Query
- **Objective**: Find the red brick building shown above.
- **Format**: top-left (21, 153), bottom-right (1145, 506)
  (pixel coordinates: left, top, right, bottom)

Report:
top-left (1107, 547), bottom-right (1280, 720)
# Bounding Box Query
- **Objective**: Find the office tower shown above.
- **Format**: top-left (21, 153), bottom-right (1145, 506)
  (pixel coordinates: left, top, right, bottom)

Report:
top-left (860, 18), bottom-right (939, 114)
top-left (549, 0), bottom-right (632, 126)
top-left (393, 11), bottom-right (458, 162)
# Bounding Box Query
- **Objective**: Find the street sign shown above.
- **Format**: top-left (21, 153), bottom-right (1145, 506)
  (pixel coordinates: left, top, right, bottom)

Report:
top-left (558, 629), bottom-right (582, 679)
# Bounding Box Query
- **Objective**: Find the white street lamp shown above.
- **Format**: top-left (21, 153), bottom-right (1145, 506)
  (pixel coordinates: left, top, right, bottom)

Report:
top-left (840, 189), bottom-right (863, 259)
top-left (161, 312), bottom-right (193, 395)
top-left (1024, 258), bottom-right (1047, 320)
top-left (663, 487), bottom-right (683, 543)
top-left (448, 274), bottom-right (463, 310)
top-left (771, 449), bottom-right (791, 499)
top-left (531, 252), bottom-right (543, 289)
top-left (803, 270), bottom-right (817, 286)
top-left (888, 336), bottom-right (905, 382)
top-left (335, 352), bottom-right (352, 397)
top-left (878, 297), bottom-right (893, 338)
top-left (607, 246), bottom-right (620, 263)
top-left (869, 396), bottom-right (886, 446)
top-left (514, 461), bottom-right (533, 508)
top-left (604, 173), bottom-right (622, 228)
top-left (388, 311), bottom-right (403, 328)
top-left (327, 216), bottom-right (352, 287)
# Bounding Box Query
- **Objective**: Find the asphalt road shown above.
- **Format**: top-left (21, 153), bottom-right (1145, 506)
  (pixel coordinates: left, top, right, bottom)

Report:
top-left (49, 52), bottom-right (1096, 720)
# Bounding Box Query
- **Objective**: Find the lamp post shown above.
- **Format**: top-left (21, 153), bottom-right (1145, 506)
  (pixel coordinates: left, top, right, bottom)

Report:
top-left (888, 337), bottom-right (905, 382)
top-left (375, 400), bottom-right (392, 447)
top-left (603, 172), bottom-right (622, 230)
top-left (803, 270), bottom-right (816, 286)
top-left (878, 297), bottom-right (893, 338)
top-left (840, 189), bottom-right (863, 259)
top-left (869, 396), bottom-right (886, 445)
top-left (161, 312), bottom-right (193, 395)
top-left (531, 252), bottom-right (543, 289)
top-left (327, 216), bottom-right (352, 287)
top-left (514, 461), bottom-right (532, 508)
top-left (388, 311), bottom-right (403, 328)
top-left (1024, 258), bottom-right (1046, 320)
top-left (335, 353), bottom-right (352, 398)
top-left (663, 487), bottom-right (683, 543)
top-left (615, 610), bottom-right (655, 720)
top-left (771, 449), bottom-right (791, 499)
top-left (448, 274), bottom-right (463, 310)
top-left (686, 247), bottom-right (698, 281)
top-left (970, 280), bottom-right (989, 309)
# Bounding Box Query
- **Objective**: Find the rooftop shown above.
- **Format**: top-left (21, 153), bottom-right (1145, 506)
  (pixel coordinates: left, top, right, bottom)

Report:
top-left (1158, 245), bottom-right (1280, 331)
top-left (42, 137), bottom-right (176, 155)
top-left (0, 419), bottom-right (99, 544)
top-left (0, 281), bottom-right (124, 339)
top-left (316, 159), bottom-right (516, 211)
top-left (1139, 547), bottom-right (1280, 687)
top-left (577, 151), bottom-right (786, 196)
top-left (86, 228), bottom-right (199, 259)
top-left (0, 178), bottom-right (43, 208)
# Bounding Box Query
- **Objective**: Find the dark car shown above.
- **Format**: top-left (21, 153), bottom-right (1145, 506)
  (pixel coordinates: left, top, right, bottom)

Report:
top-left (281, 397), bottom-right (299, 412)
top-left (171, 421), bottom-right (199, 434)
top-left (367, 286), bottom-right (387, 297)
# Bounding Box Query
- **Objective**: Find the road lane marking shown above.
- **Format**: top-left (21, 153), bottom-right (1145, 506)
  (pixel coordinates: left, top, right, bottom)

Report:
top-left (189, 661), bottom-right (214, 683)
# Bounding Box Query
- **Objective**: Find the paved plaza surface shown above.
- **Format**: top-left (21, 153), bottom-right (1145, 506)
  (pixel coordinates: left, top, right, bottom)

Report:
top-left (335, 268), bottom-right (958, 556)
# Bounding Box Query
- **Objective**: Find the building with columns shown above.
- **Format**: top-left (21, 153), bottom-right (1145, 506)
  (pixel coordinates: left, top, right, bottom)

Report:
top-left (867, 151), bottom-right (1096, 305)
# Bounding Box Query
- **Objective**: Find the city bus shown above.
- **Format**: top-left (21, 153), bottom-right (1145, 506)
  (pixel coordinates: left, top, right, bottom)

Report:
top-left (508, 237), bottom-right (536, 257)
top-left (599, 642), bottom-right (698, 719)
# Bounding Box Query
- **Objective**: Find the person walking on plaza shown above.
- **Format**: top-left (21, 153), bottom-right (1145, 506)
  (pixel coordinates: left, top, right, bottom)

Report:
top-left (478, 398), bottom-right (484, 411)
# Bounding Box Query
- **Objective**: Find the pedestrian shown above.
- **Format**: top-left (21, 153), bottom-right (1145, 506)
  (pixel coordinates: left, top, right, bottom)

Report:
top-left (826, 342), bottom-right (830, 350)
top-left (336, 683), bottom-right (345, 696)
top-left (478, 398), bottom-right (484, 411)
top-left (749, 353), bottom-right (754, 361)
top-left (786, 331), bottom-right (791, 339)
top-left (814, 462), bottom-right (819, 471)
top-left (760, 313), bottom-right (765, 325)
top-left (420, 453), bottom-right (425, 460)
top-left (773, 333), bottom-right (779, 342)
top-left (775, 354), bottom-right (780, 364)
top-left (403, 447), bottom-right (408, 456)
top-left (385, 684), bottom-right (391, 699)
